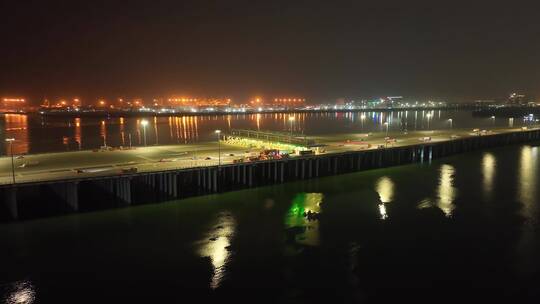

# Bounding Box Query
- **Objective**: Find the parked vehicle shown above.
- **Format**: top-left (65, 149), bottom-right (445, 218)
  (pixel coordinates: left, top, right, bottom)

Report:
top-left (121, 167), bottom-right (138, 174)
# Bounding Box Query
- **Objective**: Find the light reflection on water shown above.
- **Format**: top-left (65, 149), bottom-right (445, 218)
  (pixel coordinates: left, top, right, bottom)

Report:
top-left (416, 164), bottom-right (457, 216)
top-left (2, 280), bottom-right (35, 304)
top-left (285, 193), bottom-right (324, 246)
top-left (518, 146), bottom-right (538, 222)
top-left (437, 164), bottom-right (457, 217)
top-left (482, 153), bottom-right (496, 200)
top-left (196, 211), bottom-right (236, 289)
top-left (516, 146), bottom-right (539, 273)
top-left (375, 177), bottom-right (394, 220)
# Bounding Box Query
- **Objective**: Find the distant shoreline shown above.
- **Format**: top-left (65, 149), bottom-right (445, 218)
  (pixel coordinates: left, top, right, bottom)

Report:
top-left (2, 105), bottom-right (477, 118)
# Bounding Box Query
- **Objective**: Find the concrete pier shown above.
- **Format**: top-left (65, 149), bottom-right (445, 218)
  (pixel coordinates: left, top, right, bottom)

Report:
top-left (2, 129), bottom-right (540, 220)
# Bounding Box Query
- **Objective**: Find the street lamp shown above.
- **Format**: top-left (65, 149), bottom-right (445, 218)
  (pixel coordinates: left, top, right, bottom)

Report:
top-left (215, 130), bottom-right (221, 167)
top-left (141, 119), bottom-right (149, 146)
top-left (288, 116), bottom-right (295, 143)
top-left (491, 116), bottom-right (495, 126)
top-left (384, 122), bottom-right (389, 137)
top-left (5, 138), bottom-right (15, 184)
top-left (448, 118), bottom-right (453, 129)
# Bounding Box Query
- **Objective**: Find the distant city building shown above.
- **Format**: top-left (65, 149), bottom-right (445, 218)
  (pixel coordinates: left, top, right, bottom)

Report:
top-left (1, 98), bottom-right (26, 112)
top-left (474, 99), bottom-right (498, 106)
top-left (167, 97), bottom-right (231, 108)
top-left (272, 98), bottom-right (306, 107)
top-left (508, 93), bottom-right (528, 105)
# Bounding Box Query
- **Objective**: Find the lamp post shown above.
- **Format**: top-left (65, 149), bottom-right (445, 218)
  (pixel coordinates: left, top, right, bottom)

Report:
top-left (384, 122), bottom-right (389, 137)
top-left (215, 130), bottom-right (221, 167)
top-left (491, 116), bottom-right (495, 126)
top-left (288, 116), bottom-right (295, 143)
top-left (5, 138), bottom-right (15, 184)
top-left (448, 118), bottom-right (453, 129)
top-left (141, 119), bottom-right (148, 146)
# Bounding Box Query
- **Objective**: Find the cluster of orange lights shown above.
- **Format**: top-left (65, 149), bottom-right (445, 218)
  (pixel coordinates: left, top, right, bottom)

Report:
top-left (2, 98), bottom-right (26, 102)
top-left (168, 98), bottom-right (198, 102)
top-left (274, 98), bottom-right (306, 103)
top-left (168, 98), bottom-right (232, 106)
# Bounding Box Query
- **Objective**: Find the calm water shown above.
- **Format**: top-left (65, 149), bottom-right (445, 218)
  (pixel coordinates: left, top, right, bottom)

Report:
top-left (1, 144), bottom-right (540, 303)
top-left (0, 110), bottom-right (531, 155)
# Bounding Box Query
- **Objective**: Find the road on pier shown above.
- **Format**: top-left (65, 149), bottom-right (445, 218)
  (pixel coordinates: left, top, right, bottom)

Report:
top-left (0, 127), bottom-right (536, 185)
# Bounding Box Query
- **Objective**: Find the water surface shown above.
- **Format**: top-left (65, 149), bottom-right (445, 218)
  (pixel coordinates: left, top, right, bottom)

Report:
top-left (1, 144), bottom-right (540, 302)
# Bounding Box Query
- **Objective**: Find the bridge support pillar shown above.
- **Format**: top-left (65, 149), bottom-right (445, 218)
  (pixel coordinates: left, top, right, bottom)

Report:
top-left (213, 169), bottom-right (218, 192)
top-left (248, 166), bottom-right (253, 187)
top-left (115, 178), bottom-right (132, 206)
top-left (50, 182), bottom-right (79, 211)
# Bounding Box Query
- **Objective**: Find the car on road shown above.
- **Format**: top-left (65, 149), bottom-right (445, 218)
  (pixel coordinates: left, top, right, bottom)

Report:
top-left (299, 150), bottom-right (314, 156)
top-left (419, 137), bottom-right (431, 142)
top-left (205, 157), bottom-right (212, 160)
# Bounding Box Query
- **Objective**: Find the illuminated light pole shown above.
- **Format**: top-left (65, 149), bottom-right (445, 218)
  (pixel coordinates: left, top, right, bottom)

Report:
top-left (491, 115), bottom-right (495, 126)
top-left (448, 118), bottom-right (453, 129)
top-left (215, 130), bottom-right (221, 167)
top-left (384, 122), bottom-right (389, 137)
top-left (5, 138), bottom-right (16, 184)
top-left (141, 119), bottom-right (149, 146)
top-left (288, 115), bottom-right (295, 143)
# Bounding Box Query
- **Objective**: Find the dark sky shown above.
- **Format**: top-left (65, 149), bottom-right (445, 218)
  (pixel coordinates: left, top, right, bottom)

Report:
top-left (1, 0), bottom-right (540, 103)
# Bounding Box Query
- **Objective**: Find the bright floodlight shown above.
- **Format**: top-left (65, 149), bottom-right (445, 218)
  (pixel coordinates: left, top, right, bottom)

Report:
top-left (215, 129), bottom-right (221, 134)
top-left (140, 119), bottom-right (149, 126)
top-left (289, 116), bottom-right (295, 121)
top-left (5, 138), bottom-right (15, 142)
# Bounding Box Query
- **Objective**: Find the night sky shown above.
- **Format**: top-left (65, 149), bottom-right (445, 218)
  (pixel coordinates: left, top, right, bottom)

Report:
top-left (1, 1), bottom-right (539, 103)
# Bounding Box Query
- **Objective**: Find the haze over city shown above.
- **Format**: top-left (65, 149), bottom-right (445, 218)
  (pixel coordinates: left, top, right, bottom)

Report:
top-left (2, 1), bottom-right (540, 103)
